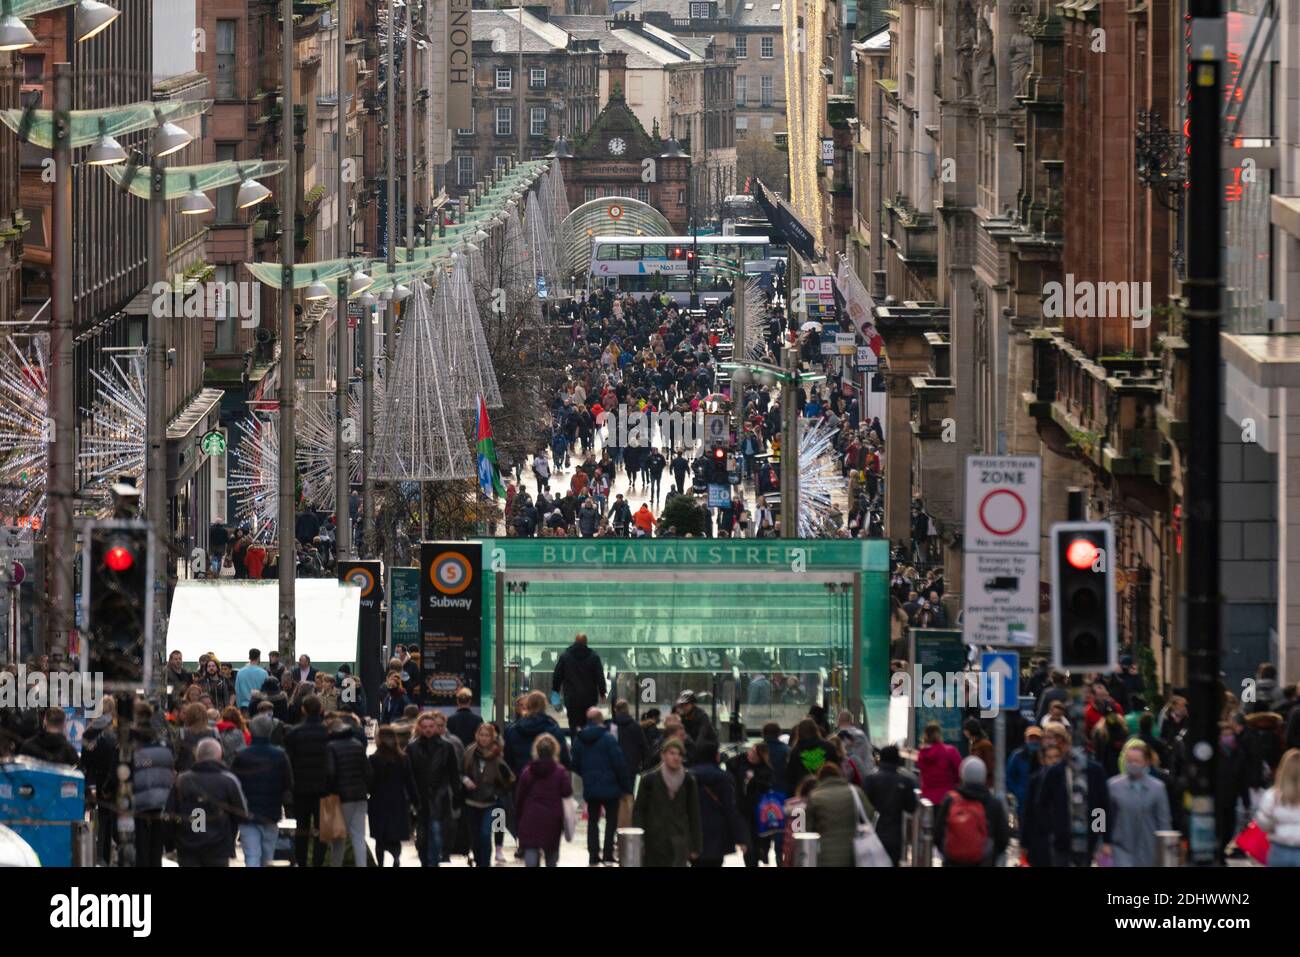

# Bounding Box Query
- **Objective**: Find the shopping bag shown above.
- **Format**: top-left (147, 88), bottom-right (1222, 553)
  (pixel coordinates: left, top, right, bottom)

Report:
top-left (562, 795), bottom-right (578, 843)
top-left (318, 794), bottom-right (346, 843)
top-left (1235, 820), bottom-right (1270, 865)
top-left (849, 786), bottom-right (892, 867)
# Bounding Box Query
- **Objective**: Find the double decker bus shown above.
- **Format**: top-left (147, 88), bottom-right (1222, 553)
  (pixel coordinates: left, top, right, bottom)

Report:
top-left (587, 235), bottom-right (784, 305)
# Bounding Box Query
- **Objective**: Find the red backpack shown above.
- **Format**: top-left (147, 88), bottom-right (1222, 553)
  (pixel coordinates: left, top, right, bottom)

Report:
top-left (943, 792), bottom-right (989, 865)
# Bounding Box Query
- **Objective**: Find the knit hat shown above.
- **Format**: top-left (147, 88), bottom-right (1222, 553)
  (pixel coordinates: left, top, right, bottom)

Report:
top-left (959, 755), bottom-right (987, 786)
top-left (660, 737), bottom-right (686, 756)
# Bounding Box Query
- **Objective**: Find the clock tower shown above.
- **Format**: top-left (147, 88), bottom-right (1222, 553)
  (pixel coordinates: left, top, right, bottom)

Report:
top-left (557, 51), bottom-right (690, 233)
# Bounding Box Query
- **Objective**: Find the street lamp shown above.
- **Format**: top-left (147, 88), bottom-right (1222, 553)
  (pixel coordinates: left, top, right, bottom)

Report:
top-left (72, 0), bottom-right (117, 41)
top-left (86, 119), bottom-right (125, 166)
top-left (348, 266), bottom-right (373, 296)
top-left (0, 0), bottom-right (121, 51)
top-left (237, 175), bottom-right (272, 209)
top-left (179, 176), bottom-right (214, 215)
top-left (305, 271), bottom-right (332, 301)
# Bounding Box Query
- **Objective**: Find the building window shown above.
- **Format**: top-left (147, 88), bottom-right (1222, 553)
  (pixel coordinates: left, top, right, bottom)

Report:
top-left (457, 155), bottom-right (474, 186)
top-left (584, 187), bottom-right (597, 202)
top-left (736, 75), bottom-right (746, 105)
top-left (496, 68), bottom-right (512, 91)
top-left (216, 20), bottom-right (237, 98)
top-left (689, 1), bottom-right (711, 17)
top-left (735, 35), bottom-right (747, 58)
top-left (530, 68), bottom-right (546, 88)
top-left (638, 185), bottom-right (650, 203)
top-left (530, 107), bottom-right (546, 137)
top-left (760, 75), bottom-right (773, 106)
top-left (214, 265), bottom-right (237, 353)
top-left (22, 53), bottom-right (44, 84)
top-left (496, 106), bottom-right (512, 136)
top-left (760, 36), bottom-right (774, 59)
top-left (215, 143), bottom-right (238, 220)
top-left (456, 126), bottom-right (473, 136)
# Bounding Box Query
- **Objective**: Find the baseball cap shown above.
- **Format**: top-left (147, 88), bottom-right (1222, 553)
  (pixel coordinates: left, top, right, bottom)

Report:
top-left (676, 690), bottom-right (697, 706)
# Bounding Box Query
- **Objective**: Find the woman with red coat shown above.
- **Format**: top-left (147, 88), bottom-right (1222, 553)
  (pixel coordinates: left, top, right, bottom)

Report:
top-left (514, 733), bottom-right (572, 867)
top-left (917, 721), bottom-right (963, 805)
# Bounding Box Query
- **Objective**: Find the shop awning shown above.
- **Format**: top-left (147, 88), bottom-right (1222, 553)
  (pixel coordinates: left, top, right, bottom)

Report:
top-left (752, 178), bottom-right (818, 262)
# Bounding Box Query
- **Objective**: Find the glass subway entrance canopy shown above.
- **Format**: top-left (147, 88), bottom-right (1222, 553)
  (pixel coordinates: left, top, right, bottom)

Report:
top-left (482, 538), bottom-right (891, 740)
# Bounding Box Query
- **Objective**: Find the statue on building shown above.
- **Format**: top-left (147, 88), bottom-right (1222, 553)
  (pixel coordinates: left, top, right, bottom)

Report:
top-left (974, 10), bottom-right (996, 108)
top-left (955, 0), bottom-right (977, 100)
top-left (1010, 31), bottom-right (1033, 97)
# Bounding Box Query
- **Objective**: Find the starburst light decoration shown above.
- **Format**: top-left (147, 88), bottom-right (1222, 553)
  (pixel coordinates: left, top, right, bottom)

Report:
top-left (79, 350), bottom-right (146, 503)
top-left (797, 416), bottom-right (841, 537)
top-left (0, 336), bottom-right (49, 522)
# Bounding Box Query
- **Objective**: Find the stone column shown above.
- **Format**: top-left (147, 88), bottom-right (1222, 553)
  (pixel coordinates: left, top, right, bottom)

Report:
top-left (914, 0), bottom-right (935, 213)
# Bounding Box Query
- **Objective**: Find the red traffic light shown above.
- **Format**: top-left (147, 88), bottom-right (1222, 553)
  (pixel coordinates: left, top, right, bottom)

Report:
top-left (673, 247), bottom-right (683, 259)
top-left (1065, 537), bottom-right (1099, 570)
top-left (712, 446), bottom-right (726, 460)
top-left (104, 544), bottom-right (136, 573)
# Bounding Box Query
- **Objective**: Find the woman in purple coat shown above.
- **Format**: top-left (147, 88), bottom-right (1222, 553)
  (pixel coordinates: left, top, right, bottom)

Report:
top-left (514, 733), bottom-right (572, 867)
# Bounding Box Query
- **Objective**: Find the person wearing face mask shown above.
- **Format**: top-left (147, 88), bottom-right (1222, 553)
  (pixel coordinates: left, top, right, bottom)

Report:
top-left (1103, 741), bottom-right (1171, 866)
top-left (1005, 726), bottom-right (1044, 819)
top-left (1216, 718), bottom-right (1254, 862)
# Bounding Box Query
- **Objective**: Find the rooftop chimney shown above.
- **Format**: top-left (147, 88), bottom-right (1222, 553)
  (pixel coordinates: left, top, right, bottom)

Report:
top-left (607, 49), bottom-right (628, 100)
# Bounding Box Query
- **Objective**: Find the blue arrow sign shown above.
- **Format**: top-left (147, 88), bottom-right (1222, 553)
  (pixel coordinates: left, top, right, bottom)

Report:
top-left (980, 651), bottom-right (1019, 711)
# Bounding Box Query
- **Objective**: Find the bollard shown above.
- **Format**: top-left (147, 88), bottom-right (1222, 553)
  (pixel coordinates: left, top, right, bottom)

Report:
top-left (617, 827), bottom-right (644, 867)
top-left (73, 820), bottom-right (94, 867)
top-left (912, 798), bottom-right (935, 867)
top-left (1154, 830), bottom-right (1183, 867)
top-left (793, 831), bottom-right (820, 867)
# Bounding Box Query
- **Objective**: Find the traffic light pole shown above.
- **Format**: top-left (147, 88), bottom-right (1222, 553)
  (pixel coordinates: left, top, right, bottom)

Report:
top-left (278, 0), bottom-right (298, 662)
top-left (46, 63), bottom-right (75, 661)
top-left (146, 142), bottom-right (169, 693)
top-left (779, 343), bottom-right (799, 537)
top-left (1184, 0), bottom-right (1224, 867)
top-left (334, 0), bottom-right (352, 560)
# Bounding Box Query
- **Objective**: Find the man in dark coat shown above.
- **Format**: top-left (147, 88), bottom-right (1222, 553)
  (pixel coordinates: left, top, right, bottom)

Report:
top-left (552, 633), bottom-right (607, 735)
top-left (283, 694), bottom-right (330, 867)
top-left (862, 745), bottom-right (918, 864)
top-left (165, 738), bottom-right (249, 866)
top-left (446, 687), bottom-right (483, 746)
top-left (633, 738), bottom-right (702, 866)
top-left (573, 708), bottom-right (632, 865)
top-left (408, 711), bottom-right (462, 867)
top-left (607, 699), bottom-right (649, 776)
top-left (675, 690), bottom-right (718, 763)
top-left (78, 706), bottom-right (119, 864)
top-left (231, 714), bottom-right (294, 867)
top-left (688, 741), bottom-right (747, 866)
top-left (20, 708), bottom-right (79, 766)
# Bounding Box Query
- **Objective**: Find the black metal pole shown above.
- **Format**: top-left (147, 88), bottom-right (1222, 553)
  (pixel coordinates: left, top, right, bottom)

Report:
top-left (1184, 0), bottom-right (1223, 866)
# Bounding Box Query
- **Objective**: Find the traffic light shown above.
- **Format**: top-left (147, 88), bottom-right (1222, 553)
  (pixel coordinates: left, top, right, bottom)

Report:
top-left (671, 246), bottom-right (685, 260)
top-left (84, 520), bottom-right (153, 683)
top-left (686, 247), bottom-right (698, 272)
top-left (1049, 521), bottom-right (1116, 672)
top-left (709, 445), bottom-right (728, 484)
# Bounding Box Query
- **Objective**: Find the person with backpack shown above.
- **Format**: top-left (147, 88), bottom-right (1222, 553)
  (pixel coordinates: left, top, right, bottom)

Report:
top-left (862, 745), bottom-right (919, 865)
top-left (165, 738), bottom-right (249, 867)
top-left (128, 702), bottom-right (176, 868)
top-left (729, 740), bottom-right (782, 867)
top-left (689, 740), bottom-right (748, 866)
top-left (933, 756), bottom-right (1009, 867)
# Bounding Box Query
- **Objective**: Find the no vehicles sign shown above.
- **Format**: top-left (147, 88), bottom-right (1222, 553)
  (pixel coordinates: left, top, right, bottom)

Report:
top-left (962, 456), bottom-right (1041, 646)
